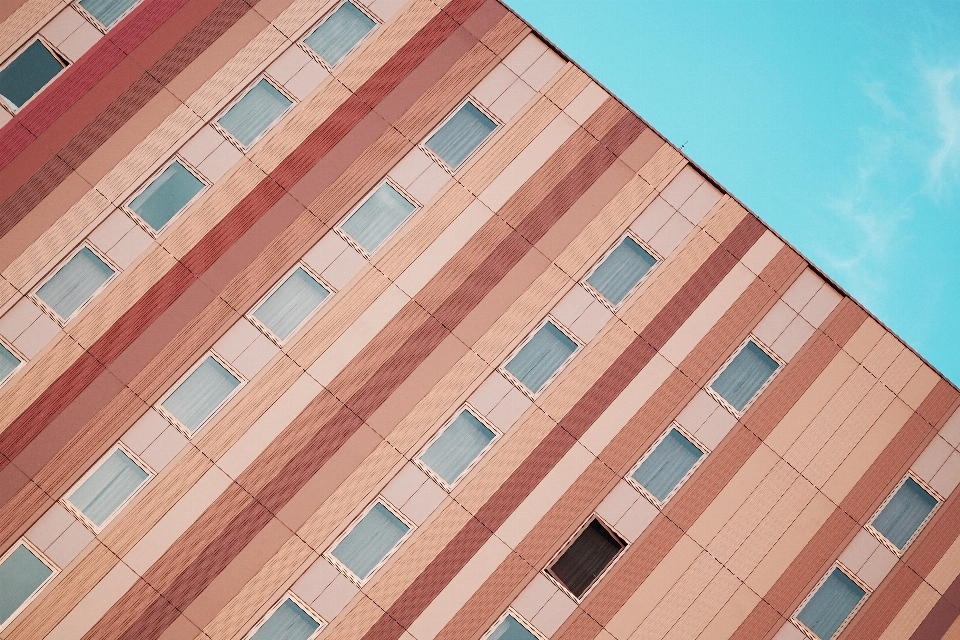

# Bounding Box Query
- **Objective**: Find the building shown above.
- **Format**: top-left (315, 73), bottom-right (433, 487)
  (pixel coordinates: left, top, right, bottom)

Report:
top-left (0, 0), bottom-right (958, 638)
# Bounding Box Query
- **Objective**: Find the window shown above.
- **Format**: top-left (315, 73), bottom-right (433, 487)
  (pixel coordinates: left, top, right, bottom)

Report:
top-left (0, 39), bottom-right (67, 110)
top-left (794, 567), bottom-right (866, 640)
top-left (425, 100), bottom-right (497, 170)
top-left (65, 447), bottom-right (150, 530)
top-left (127, 159), bottom-right (206, 232)
top-left (503, 320), bottom-right (578, 395)
top-left (329, 501), bottom-right (410, 582)
top-left (485, 613), bottom-right (540, 640)
top-left (77, 0), bottom-right (141, 28)
top-left (160, 355), bottom-right (241, 434)
top-left (247, 596), bottom-right (322, 640)
top-left (709, 339), bottom-right (780, 413)
top-left (630, 427), bottom-right (705, 504)
top-left (250, 266), bottom-right (330, 342)
top-left (302, 1), bottom-right (376, 67)
top-left (585, 235), bottom-right (657, 306)
top-left (338, 182), bottom-right (417, 255)
top-left (0, 342), bottom-right (22, 385)
top-left (217, 78), bottom-right (293, 148)
top-left (35, 245), bottom-right (115, 322)
top-left (418, 408), bottom-right (496, 487)
top-left (547, 518), bottom-right (625, 599)
top-left (870, 476), bottom-right (939, 552)
top-left (0, 541), bottom-right (56, 627)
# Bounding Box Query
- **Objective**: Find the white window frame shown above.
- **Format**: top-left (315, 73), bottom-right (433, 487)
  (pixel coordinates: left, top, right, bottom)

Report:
top-left (498, 315), bottom-right (583, 400)
top-left (323, 497), bottom-right (414, 587)
top-left (122, 155), bottom-right (209, 237)
top-left (0, 538), bottom-right (59, 631)
top-left (542, 513), bottom-right (626, 603)
top-left (246, 261), bottom-right (333, 346)
top-left (790, 563), bottom-right (870, 640)
top-left (0, 35), bottom-right (70, 115)
top-left (414, 404), bottom-right (501, 491)
top-left (243, 591), bottom-right (325, 640)
top-left (481, 609), bottom-right (548, 640)
top-left (297, 0), bottom-right (380, 72)
top-left (334, 178), bottom-right (421, 258)
top-left (866, 472), bottom-right (942, 556)
top-left (627, 423), bottom-right (708, 508)
top-left (211, 74), bottom-right (296, 152)
top-left (0, 336), bottom-right (26, 388)
top-left (29, 241), bottom-right (119, 325)
top-left (581, 231), bottom-right (661, 311)
top-left (419, 96), bottom-right (501, 174)
top-left (155, 351), bottom-right (245, 438)
top-left (72, 0), bottom-right (144, 32)
top-left (705, 335), bottom-right (784, 417)
top-left (60, 442), bottom-right (154, 533)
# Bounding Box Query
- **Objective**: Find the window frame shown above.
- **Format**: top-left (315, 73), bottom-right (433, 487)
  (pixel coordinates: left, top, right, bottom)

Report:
top-left (122, 155), bottom-right (209, 236)
top-left (73, 0), bottom-right (144, 32)
top-left (60, 442), bottom-right (154, 533)
top-left (155, 351), bottom-right (245, 438)
top-left (0, 35), bottom-right (70, 114)
top-left (244, 592), bottom-right (325, 640)
top-left (334, 178), bottom-right (421, 258)
top-left (482, 609), bottom-right (547, 640)
top-left (297, 0), bottom-right (380, 71)
top-left (414, 404), bottom-right (501, 490)
top-left (0, 337), bottom-right (25, 388)
top-left (581, 231), bottom-right (661, 311)
top-left (420, 96), bottom-right (501, 173)
top-left (212, 74), bottom-right (296, 151)
top-left (323, 497), bottom-right (414, 587)
top-left (705, 336), bottom-right (784, 417)
top-left (866, 472), bottom-right (942, 556)
top-left (29, 241), bottom-right (118, 325)
top-left (543, 514), bottom-right (626, 602)
top-left (627, 423), bottom-right (708, 508)
top-left (791, 563), bottom-right (870, 640)
top-left (0, 538), bottom-right (59, 630)
top-left (499, 316), bottom-right (582, 399)
top-left (246, 261), bottom-right (333, 346)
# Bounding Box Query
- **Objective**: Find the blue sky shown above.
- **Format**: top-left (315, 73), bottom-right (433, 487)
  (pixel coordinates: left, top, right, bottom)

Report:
top-left (507, 0), bottom-right (960, 385)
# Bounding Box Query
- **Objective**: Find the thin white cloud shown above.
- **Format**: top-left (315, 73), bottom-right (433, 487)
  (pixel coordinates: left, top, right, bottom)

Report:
top-left (924, 65), bottom-right (960, 188)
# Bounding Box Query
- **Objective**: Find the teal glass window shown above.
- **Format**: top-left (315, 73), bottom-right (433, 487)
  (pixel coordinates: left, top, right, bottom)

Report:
top-left (504, 320), bottom-right (578, 394)
top-left (160, 356), bottom-right (241, 433)
top-left (302, 1), bottom-right (375, 67)
top-left (871, 477), bottom-right (938, 551)
top-left (128, 160), bottom-right (205, 232)
top-left (249, 597), bottom-right (321, 640)
top-left (66, 448), bottom-right (150, 528)
top-left (710, 340), bottom-right (780, 412)
top-left (339, 183), bottom-right (416, 254)
top-left (0, 40), bottom-right (67, 109)
top-left (252, 267), bottom-right (329, 341)
top-left (0, 543), bottom-right (54, 625)
top-left (330, 502), bottom-right (409, 581)
top-left (632, 428), bottom-right (704, 503)
top-left (0, 342), bottom-right (21, 385)
top-left (425, 101), bottom-right (497, 170)
top-left (217, 79), bottom-right (292, 148)
top-left (78, 0), bottom-right (140, 27)
top-left (36, 246), bottom-right (115, 321)
top-left (796, 568), bottom-right (866, 639)
top-left (419, 409), bottom-right (495, 486)
top-left (586, 236), bottom-right (657, 306)
top-left (487, 614), bottom-right (538, 640)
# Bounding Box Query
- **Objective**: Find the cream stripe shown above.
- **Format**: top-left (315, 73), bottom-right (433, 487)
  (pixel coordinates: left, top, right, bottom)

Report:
top-left (45, 561), bottom-right (138, 640)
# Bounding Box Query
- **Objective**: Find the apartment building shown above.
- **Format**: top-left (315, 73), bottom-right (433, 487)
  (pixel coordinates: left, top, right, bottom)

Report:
top-left (0, 0), bottom-right (958, 639)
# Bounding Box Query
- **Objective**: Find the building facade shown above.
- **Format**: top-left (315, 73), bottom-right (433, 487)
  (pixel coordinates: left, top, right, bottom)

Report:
top-left (0, 0), bottom-right (958, 639)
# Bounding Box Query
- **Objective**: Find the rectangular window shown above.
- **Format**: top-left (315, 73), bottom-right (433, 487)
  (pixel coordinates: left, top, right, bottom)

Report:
top-left (35, 245), bottom-right (115, 322)
top-left (425, 100), bottom-right (497, 170)
top-left (418, 408), bottom-right (496, 487)
top-left (329, 501), bottom-right (410, 582)
top-left (0, 541), bottom-right (56, 627)
top-left (709, 339), bottom-right (780, 413)
top-left (0, 342), bottom-right (22, 385)
top-left (247, 596), bottom-right (322, 640)
top-left (547, 518), bottom-right (625, 599)
top-left (338, 182), bottom-right (417, 255)
top-left (160, 355), bottom-right (241, 434)
top-left (630, 427), bottom-right (705, 504)
top-left (585, 235), bottom-right (657, 306)
top-left (503, 320), bottom-right (578, 395)
top-left (217, 78), bottom-right (293, 148)
top-left (485, 613), bottom-right (539, 640)
top-left (65, 447), bottom-right (151, 529)
top-left (127, 159), bottom-right (206, 232)
top-left (870, 476), bottom-right (938, 552)
top-left (0, 39), bottom-right (67, 110)
top-left (302, 1), bottom-right (376, 67)
top-left (795, 567), bottom-right (866, 640)
top-left (251, 266), bottom-right (330, 342)
top-left (77, 0), bottom-right (140, 28)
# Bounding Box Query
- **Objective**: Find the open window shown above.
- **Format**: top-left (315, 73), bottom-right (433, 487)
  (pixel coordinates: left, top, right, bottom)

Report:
top-left (547, 518), bottom-right (625, 600)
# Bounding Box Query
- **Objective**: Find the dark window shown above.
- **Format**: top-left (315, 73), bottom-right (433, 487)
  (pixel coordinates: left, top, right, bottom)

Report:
top-left (548, 518), bottom-right (625, 599)
top-left (0, 40), bottom-right (67, 109)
